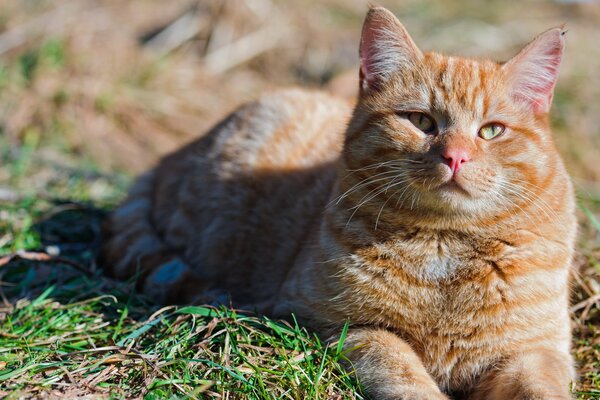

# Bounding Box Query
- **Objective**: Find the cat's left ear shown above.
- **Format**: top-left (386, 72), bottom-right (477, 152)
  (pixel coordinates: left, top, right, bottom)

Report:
top-left (503, 27), bottom-right (566, 114)
top-left (359, 7), bottom-right (423, 93)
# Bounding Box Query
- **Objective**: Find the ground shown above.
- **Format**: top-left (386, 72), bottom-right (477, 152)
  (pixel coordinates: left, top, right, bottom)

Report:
top-left (0, 0), bottom-right (599, 398)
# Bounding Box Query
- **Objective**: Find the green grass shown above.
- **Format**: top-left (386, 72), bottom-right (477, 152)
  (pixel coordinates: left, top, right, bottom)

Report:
top-left (0, 287), bottom-right (360, 398)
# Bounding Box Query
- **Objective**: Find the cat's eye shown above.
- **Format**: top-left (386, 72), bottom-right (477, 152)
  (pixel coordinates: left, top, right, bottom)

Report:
top-left (479, 123), bottom-right (505, 140)
top-left (408, 112), bottom-right (437, 134)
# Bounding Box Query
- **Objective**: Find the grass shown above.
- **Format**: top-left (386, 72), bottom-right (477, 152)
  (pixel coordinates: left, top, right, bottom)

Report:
top-left (0, 288), bottom-right (359, 398)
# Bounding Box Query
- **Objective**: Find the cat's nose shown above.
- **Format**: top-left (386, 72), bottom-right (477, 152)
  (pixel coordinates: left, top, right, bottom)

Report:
top-left (442, 148), bottom-right (471, 174)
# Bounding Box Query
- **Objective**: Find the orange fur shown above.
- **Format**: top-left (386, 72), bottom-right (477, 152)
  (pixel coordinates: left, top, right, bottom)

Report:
top-left (101, 7), bottom-right (577, 399)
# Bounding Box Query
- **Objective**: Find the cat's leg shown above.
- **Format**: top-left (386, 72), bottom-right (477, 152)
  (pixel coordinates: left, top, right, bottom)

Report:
top-left (138, 253), bottom-right (222, 305)
top-left (343, 328), bottom-right (448, 400)
top-left (471, 347), bottom-right (574, 400)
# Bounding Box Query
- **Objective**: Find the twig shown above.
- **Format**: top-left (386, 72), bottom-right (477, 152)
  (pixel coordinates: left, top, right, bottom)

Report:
top-left (204, 25), bottom-right (292, 74)
top-left (144, 7), bottom-right (208, 56)
top-left (571, 267), bottom-right (595, 298)
top-left (570, 293), bottom-right (600, 313)
top-left (84, 364), bottom-right (117, 388)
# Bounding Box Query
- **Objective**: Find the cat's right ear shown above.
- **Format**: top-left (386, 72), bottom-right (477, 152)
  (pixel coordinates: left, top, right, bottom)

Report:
top-left (502, 27), bottom-right (565, 114)
top-left (359, 7), bottom-right (422, 93)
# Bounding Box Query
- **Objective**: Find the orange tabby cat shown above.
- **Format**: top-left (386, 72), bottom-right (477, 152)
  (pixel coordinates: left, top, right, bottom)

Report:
top-left (101, 7), bottom-right (576, 399)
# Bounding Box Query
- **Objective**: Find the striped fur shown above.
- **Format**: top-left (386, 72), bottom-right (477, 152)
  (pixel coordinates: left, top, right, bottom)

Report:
top-left (101, 7), bottom-right (577, 399)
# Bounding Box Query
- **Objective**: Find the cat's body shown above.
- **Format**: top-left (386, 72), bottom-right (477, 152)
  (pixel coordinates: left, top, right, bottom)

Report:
top-left (102, 89), bottom-right (352, 306)
top-left (101, 7), bottom-right (577, 399)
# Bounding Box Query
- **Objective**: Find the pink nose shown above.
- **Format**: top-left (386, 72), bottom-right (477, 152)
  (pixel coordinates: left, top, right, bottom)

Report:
top-left (442, 148), bottom-right (471, 174)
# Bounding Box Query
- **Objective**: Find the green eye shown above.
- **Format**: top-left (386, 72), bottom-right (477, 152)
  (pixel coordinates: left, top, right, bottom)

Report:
top-left (479, 123), bottom-right (505, 140)
top-left (408, 112), bottom-right (436, 134)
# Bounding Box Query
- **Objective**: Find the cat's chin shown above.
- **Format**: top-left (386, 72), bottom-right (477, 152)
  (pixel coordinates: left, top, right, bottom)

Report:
top-left (433, 187), bottom-right (474, 211)
top-left (437, 180), bottom-right (470, 197)
top-left (424, 175), bottom-right (474, 202)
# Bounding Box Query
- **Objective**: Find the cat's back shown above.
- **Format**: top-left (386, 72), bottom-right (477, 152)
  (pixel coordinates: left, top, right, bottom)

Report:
top-left (102, 88), bottom-right (352, 304)
top-left (177, 88), bottom-right (351, 170)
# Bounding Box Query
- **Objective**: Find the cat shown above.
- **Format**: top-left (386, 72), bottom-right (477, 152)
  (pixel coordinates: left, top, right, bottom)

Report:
top-left (100, 6), bottom-right (577, 399)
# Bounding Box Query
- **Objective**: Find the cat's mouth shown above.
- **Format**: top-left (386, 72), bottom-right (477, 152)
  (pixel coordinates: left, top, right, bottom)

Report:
top-left (418, 169), bottom-right (475, 200)
top-left (406, 164), bottom-right (489, 208)
top-left (421, 165), bottom-right (473, 197)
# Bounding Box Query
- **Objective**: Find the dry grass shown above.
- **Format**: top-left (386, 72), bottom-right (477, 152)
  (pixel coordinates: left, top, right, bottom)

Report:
top-left (0, 0), bottom-right (599, 398)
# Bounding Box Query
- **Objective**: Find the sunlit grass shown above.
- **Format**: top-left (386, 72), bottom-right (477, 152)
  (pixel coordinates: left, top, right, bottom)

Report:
top-left (0, 287), bottom-right (360, 398)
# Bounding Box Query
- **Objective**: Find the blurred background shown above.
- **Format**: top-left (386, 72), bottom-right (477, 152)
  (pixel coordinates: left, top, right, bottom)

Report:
top-left (0, 0), bottom-right (599, 394)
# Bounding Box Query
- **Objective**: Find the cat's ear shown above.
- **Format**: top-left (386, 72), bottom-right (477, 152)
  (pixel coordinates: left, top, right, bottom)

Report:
top-left (359, 7), bottom-right (422, 93)
top-left (503, 27), bottom-right (566, 114)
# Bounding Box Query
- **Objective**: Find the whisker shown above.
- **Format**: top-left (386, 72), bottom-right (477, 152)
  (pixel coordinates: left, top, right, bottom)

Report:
top-left (374, 178), bottom-right (415, 229)
top-left (498, 181), bottom-right (559, 221)
top-left (345, 176), bottom-right (413, 226)
top-left (505, 178), bottom-right (563, 220)
top-left (349, 176), bottom-right (413, 212)
top-left (332, 170), bottom-right (402, 206)
top-left (395, 181), bottom-right (416, 209)
top-left (496, 182), bottom-right (552, 225)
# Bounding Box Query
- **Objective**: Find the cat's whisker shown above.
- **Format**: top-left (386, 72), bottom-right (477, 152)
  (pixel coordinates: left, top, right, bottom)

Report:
top-left (509, 186), bottom-right (557, 221)
top-left (505, 178), bottom-right (564, 221)
top-left (332, 170), bottom-right (398, 203)
top-left (346, 185), bottom-right (392, 226)
top-left (376, 186), bottom-right (407, 230)
top-left (353, 175), bottom-right (413, 209)
top-left (496, 182), bottom-right (551, 226)
top-left (507, 176), bottom-right (555, 191)
top-left (395, 181), bottom-right (417, 209)
top-left (400, 186), bottom-right (417, 210)
top-left (384, 170), bottom-right (418, 194)
top-left (340, 162), bottom-right (421, 182)
top-left (374, 177), bottom-right (415, 229)
top-left (332, 170), bottom-right (403, 206)
top-left (498, 181), bottom-right (559, 223)
top-left (416, 190), bottom-right (424, 210)
top-left (346, 176), bottom-right (413, 226)
top-left (348, 177), bottom-right (411, 214)
top-left (344, 159), bottom-right (417, 174)
top-left (410, 190), bottom-right (418, 210)
top-left (491, 185), bottom-right (514, 220)
top-left (346, 171), bottom-right (404, 203)
top-left (316, 255), bottom-right (351, 265)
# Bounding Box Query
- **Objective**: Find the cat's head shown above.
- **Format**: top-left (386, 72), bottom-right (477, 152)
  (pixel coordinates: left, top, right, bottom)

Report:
top-left (341, 6), bottom-right (567, 224)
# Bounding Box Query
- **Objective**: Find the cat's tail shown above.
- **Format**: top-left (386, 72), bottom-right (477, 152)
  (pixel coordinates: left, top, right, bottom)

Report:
top-left (99, 171), bottom-right (206, 303)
